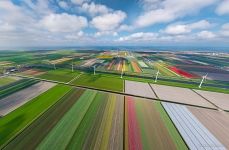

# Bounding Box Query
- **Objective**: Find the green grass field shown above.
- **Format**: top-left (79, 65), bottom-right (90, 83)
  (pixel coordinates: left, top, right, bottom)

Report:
top-left (38, 69), bottom-right (81, 82)
top-left (0, 84), bottom-right (72, 147)
top-left (71, 73), bottom-right (124, 92)
top-left (0, 77), bottom-right (16, 86)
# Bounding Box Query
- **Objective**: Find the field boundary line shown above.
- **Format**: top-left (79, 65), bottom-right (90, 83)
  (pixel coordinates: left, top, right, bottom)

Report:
top-left (148, 83), bottom-right (159, 99)
top-left (191, 89), bottom-right (222, 111)
top-left (9, 74), bottom-right (220, 111)
top-left (0, 86), bottom-right (73, 149)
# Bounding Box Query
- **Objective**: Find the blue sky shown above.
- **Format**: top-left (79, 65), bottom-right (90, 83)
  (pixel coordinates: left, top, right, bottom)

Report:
top-left (0, 0), bottom-right (229, 48)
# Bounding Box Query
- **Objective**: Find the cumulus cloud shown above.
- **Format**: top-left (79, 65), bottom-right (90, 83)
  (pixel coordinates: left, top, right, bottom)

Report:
top-left (81, 2), bottom-right (111, 16)
top-left (164, 25), bottom-right (191, 35)
top-left (197, 31), bottom-right (216, 39)
top-left (135, 0), bottom-right (217, 28)
top-left (219, 23), bottom-right (229, 37)
top-left (216, 0), bottom-right (229, 15)
top-left (163, 20), bottom-right (212, 35)
top-left (40, 13), bottom-right (88, 32)
top-left (118, 32), bottom-right (158, 42)
top-left (58, 1), bottom-right (69, 9)
top-left (71, 0), bottom-right (89, 5)
top-left (21, 0), bottom-right (52, 16)
top-left (0, 1), bottom-right (34, 25)
top-left (91, 11), bottom-right (126, 31)
top-left (94, 31), bottom-right (118, 37)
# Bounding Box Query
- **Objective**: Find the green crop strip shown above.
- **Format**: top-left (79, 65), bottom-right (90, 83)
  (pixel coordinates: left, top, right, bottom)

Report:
top-left (37, 90), bottom-right (97, 150)
top-left (0, 79), bottom-right (39, 99)
top-left (66, 92), bottom-right (107, 149)
top-left (0, 84), bottom-right (72, 147)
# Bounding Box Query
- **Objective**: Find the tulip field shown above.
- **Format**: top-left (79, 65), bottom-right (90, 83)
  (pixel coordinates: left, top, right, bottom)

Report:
top-left (0, 50), bottom-right (229, 149)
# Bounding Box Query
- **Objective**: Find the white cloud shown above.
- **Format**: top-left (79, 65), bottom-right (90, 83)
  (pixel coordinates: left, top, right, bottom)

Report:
top-left (135, 9), bottom-right (174, 27)
top-left (81, 2), bottom-right (111, 16)
top-left (189, 20), bottom-right (212, 29)
top-left (40, 13), bottom-right (88, 32)
top-left (118, 32), bottom-right (158, 42)
top-left (0, 23), bottom-right (16, 32)
top-left (0, 1), bottom-right (34, 25)
top-left (91, 11), bottom-right (126, 31)
top-left (22, 0), bottom-right (52, 16)
top-left (197, 31), bottom-right (216, 39)
top-left (219, 23), bottom-right (229, 37)
top-left (164, 25), bottom-right (191, 35)
top-left (163, 20), bottom-right (212, 35)
top-left (216, 0), bottom-right (229, 15)
top-left (94, 31), bottom-right (118, 37)
top-left (135, 0), bottom-right (217, 28)
top-left (71, 0), bottom-right (89, 5)
top-left (65, 31), bottom-right (85, 40)
top-left (58, 1), bottom-right (69, 9)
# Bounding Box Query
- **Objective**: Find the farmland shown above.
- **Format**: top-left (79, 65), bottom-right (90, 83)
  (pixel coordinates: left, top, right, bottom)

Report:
top-left (0, 79), bottom-right (39, 99)
top-left (0, 84), bottom-right (72, 146)
top-left (0, 82), bottom-right (56, 116)
top-left (38, 69), bottom-right (81, 83)
top-left (125, 96), bottom-right (187, 149)
top-left (0, 76), bottom-right (18, 86)
top-left (0, 49), bottom-right (229, 149)
top-left (71, 73), bottom-right (123, 92)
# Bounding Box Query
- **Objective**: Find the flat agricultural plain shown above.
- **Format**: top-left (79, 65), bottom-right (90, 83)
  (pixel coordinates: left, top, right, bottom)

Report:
top-left (0, 81), bottom-right (56, 116)
top-left (0, 84), bottom-right (72, 146)
top-left (194, 90), bottom-right (229, 111)
top-left (188, 106), bottom-right (229, 149)
top-left (38, 69), bottom-right (80, 83)
top-left (71, 73), bottom-right (123, 92)
top-left (151, 84), bottom-right (216, 108)
top-left (162, 102), bottom-right (226, 149)
top-left (0, 76), bottom-right (20, 87)
top-left (20, 69), bottom-right (45, 76)
top-left (125, 80), bottom-right (156, 98)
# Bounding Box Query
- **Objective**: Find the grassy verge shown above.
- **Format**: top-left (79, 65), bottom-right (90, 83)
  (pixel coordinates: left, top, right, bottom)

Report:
top-left (0, 84), bottom-right (72, 147)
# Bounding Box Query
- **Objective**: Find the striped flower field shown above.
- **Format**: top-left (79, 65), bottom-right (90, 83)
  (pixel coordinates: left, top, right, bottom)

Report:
top-left (1, 84), bottom-right (228, 150)
top-left (125, 96), bottom-right (187, 150)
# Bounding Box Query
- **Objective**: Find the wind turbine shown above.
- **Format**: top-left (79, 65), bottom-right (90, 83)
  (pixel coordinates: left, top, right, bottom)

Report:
top-left (93, 65), bottom-right (96, 75)
top-left (120, 66), bottom-right (124, 78)
top-left (53, 63), bottom-right (56, 70)
top-left (199, 73), bottom-right (208, 88)
top-left (155, 70), bottom-right (160, 82)
top-left (71, 61), bottom-right (74, 72)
